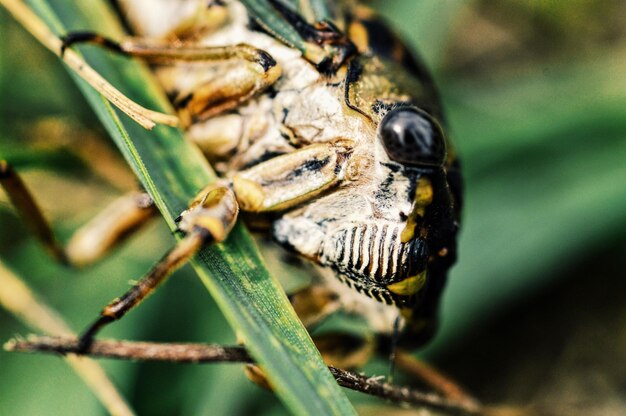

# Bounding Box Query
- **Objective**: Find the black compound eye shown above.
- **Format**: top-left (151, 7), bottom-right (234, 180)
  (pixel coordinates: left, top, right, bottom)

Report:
top-left (379, 107), bottom-right (446, 167)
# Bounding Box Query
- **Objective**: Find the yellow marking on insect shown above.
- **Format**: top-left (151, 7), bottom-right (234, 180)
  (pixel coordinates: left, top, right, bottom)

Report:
top-left (232, 176), bottom-right (265, 212)
top-left (386, 270), bottom-right (426, 296)
top-left (401, 178), bottom-right (433, 242)
top-left (302, 43), bottom-right (328, 67)
top-left (348, 22), bottom-right (369, 53)
top-left (194, 217), bottom-right (227, 242)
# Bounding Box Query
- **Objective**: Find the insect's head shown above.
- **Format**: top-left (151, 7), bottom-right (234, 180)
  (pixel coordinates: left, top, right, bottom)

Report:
top-left (343, 104), bottom-right (457, 312)
top-left (378, 106), bottom-right (446, 169)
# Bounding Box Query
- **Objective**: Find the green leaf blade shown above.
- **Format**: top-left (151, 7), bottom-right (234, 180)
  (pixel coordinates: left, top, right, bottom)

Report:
top-left (24, 0), bottom-right (355, 414)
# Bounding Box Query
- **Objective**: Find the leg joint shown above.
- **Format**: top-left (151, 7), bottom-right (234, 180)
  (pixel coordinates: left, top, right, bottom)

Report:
top-left (60, 31), bottom-right (125, 57)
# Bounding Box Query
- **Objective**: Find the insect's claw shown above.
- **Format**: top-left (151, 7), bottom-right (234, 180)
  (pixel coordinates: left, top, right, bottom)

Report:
top-left (75, 335), bottom-right (92, 354)
top-left (174, 210), bottom-right (189, 235)
top-left (59, 31), bottom-right (93, 57)
top-left (59, 38), bottom-right (68, 57)
top-left (76, 315), bottom-right (114, 354)
top-left (59, 31), bottom-right (125, 58)
top-left (174, 214), bottom-right (187, 235)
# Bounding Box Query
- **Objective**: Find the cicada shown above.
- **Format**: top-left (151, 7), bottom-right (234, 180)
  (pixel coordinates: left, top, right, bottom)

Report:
top-left (2, 0), bottom-right (462, 362)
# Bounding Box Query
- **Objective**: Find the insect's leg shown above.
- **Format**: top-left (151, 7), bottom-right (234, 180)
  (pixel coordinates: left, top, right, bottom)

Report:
top-left (292, 285), bottom-right (375, 369)
top-left (387, 315), bottom-right (401, 382)
top-left (289, 285), bottom-right (341, 330)
top-left (60, 33), bottom-right (281, 123)
top-left (0, 160), bottom-right (66, 263)
top-left (0, 160), bottom-right (157, 266)
top-left (246, 0), bottom-right (356, 73)
top-left (313, 332), bottom-right (375, 370)
top-left (78, 185), bottom-right (238, 351)
top-left (186, 109), bottom-right (295, 175)
top-left (232, 140), bottom-right (353, 213)
top-left (65, 192), bottom-right (157, 267)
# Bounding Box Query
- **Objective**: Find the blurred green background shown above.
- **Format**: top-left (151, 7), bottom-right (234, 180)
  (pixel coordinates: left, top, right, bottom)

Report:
top-left (1, 1), bottom-right (625, 415)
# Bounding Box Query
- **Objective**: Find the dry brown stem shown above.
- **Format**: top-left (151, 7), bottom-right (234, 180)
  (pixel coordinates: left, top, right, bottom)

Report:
top-left (6, 335), bottom-right (482, 415)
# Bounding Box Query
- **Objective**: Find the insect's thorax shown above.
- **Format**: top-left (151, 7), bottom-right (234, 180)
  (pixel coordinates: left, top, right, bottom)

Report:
top-left (120, 0), bottom-right (460, 338)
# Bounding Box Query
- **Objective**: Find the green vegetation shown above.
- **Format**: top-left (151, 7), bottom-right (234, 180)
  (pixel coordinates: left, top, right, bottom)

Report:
top-left (1, 1), bottom-right (625, 414)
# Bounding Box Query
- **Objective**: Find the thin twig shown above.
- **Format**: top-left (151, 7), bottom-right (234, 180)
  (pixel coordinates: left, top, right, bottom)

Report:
top-left (328, 366), bottom-right (481, 415)
top-left (6, 336), bottom-right (482, 415)
top-left (0, 262), bottom-right (135, 416)
top-left (6, 336), bottom-right (254, 364)
top-left (0, 0), bottom-right (178, 129)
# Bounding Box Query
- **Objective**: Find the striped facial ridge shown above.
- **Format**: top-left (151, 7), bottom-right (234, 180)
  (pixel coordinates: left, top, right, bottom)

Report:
top-left (322, 222), bottom-right (428, 286)
top-left (334, 272), bottom-right (397, 305)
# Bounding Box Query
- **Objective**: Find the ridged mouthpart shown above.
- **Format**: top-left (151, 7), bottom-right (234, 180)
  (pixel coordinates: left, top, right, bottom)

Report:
top-left (321, 222), bottom-right (429, 287)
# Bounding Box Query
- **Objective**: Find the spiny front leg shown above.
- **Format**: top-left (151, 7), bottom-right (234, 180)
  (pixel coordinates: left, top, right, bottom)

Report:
top-left (232, 140), bottom-right (354, 213)
top-left (60, 33), bottom-right (281, 124)
top-left (78, 185), bottom-right (238, 352)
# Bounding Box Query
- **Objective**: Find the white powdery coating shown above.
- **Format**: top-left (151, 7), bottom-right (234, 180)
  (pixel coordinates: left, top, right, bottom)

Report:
top-left (119, 0), bottom-right (202, 38)
top-left (119, 0), bottom-right (414, 335)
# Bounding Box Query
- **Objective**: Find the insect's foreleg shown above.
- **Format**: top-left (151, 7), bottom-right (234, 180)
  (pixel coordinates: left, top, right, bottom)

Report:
top-left (66, 192), bottom-right (157, 266)
top-left (0, 160), bottom-right (157, 266)
top-left (0, 160), bottom-right (66, 262)
top-left (77, 233), bottom-right (203, 351)
top-left (232, 140), bottom-right (353, 213)
top-left (173, 49), bottom-right (280, 124)
top-left (61, 33), bottom-right (281, 124)
top-left (243, 0), bottom-right (356, 73)
top-left (78, 185), bottom-right (238, 351)
top-left (61, 32), bottom-right (275, 65)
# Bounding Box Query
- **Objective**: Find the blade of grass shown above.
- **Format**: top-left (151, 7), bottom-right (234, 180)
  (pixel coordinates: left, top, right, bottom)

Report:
top-left (6, 0), bottom-right (355, 414)
top-left (0, 0), bottom-right (176, 130)
top-left (240, 0), bottom-right (307, 50)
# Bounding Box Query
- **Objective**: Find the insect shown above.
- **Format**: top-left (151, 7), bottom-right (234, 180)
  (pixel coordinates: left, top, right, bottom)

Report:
top-left (2, 0), bottom-right (462, 368)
